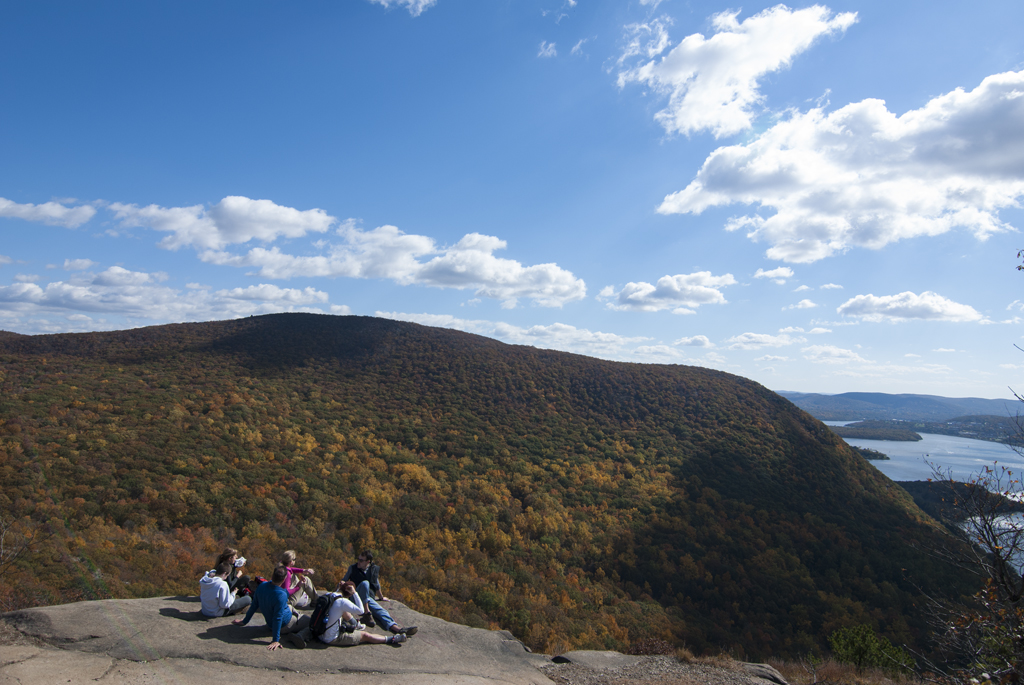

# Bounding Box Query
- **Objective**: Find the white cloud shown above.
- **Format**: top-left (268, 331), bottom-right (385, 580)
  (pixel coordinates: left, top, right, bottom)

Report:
top-left (0, 197), bottom-right (96, 228)
top-left (755, 354), bottom-right (788, 362)
top-left (784, 299), bottom-right (817, 310)
top-left (538, 41), bottom-right (557, 58)
top-left (808, 327), bottom-right (831, 334)
top-left (110, 197), bottom-right (585, 308)
top-left (618, 5), bottom-right (856, 137)
top-left (905, 353), bottom-right (921, 358)
top-left (368, 0), bottom-right (437, 16)
top-left (0, 255), bottom-right (11, 266)
top-left (599, 271), bottom-right (735, 313)
top-left (660, 70), bottom-right (1024, 262)
top-left (794, 285), bottom-right (811, 292)
top-left (838, 291), bottom-right (982, 322)
top-left (110, 196), bottom-right (335, 251)
top-left (571, 39), bottom-right (589, 56)
top-left (820, 283), bottom-right (843, 290)
top-left (779, 326), bottom-right (803, 333)
top-left (64, 258), bottom-right (97, 271)
top-left (0, 266), bottom-right (337, 332)
top-left (754, 266), bottom-right (794, 284)
top-left (330, 304), bottom-right (352, 315)
top-left (726, 332), bottom-right (805, 350)
top-left (14, 274), bottom-right (39, 283)
top-left (674, 334), bottom-right (714, 347)
top-left (617, 16), bottom-right (673, 66)
top-left (801, 344), bottom-right (869, 364)
top-left (933, 347), bottom-right (957, 352)
top-left (639, 0), bottom-right (666, 8)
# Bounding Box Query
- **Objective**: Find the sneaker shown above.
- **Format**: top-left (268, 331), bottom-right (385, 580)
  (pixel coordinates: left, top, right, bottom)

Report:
top-left (403, 626), bottom-right (418, 636)
top-left (389, 624), bottom-right (417, 636)
top-left (361, 611), bottom-right (376, 628)
top-left (284, 632), bottom-right (305, 649)
top-left (387, 634), bottom-right (407, 647)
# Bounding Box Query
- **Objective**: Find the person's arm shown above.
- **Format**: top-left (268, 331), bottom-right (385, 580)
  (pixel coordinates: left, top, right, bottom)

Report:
top-left (268, 598), bottom-right (288, 645)
top-left (217, 580), bottom-right (234, 610)
top-left (370, 565), bottom-right (385, 601)
top-left (234, 591), bottom-right (258, 625)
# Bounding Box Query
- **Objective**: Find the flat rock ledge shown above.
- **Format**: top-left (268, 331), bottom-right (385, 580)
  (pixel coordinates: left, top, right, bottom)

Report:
top-left (0, 597), bottom-right (788, 685)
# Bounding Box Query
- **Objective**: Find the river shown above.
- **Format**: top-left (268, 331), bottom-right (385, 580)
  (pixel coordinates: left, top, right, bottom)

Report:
top-left (823, 421), bottom-right (1024, 482)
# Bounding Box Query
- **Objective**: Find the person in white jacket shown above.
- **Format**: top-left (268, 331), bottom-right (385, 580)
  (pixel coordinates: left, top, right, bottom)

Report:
top-left (292, 581), bottom-right (406, 648)
top-left (200, 562), bottom-right (252, 617)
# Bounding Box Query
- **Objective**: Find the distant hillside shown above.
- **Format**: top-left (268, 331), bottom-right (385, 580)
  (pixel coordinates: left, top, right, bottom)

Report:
top-left (779, 391), bottom-right (1016, 421)
top-left (0, 314), bottom-right (975, 659)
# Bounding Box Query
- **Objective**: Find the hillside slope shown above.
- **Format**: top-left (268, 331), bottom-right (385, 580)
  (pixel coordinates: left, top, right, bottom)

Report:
top-left (0, 314), bottom-right (974, 658)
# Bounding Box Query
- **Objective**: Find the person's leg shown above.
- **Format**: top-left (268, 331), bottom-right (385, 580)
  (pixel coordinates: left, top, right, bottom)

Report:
top-left (227, 595), bottom-right (251, 615)
top-left (281, 612), bottom-right (308, 649)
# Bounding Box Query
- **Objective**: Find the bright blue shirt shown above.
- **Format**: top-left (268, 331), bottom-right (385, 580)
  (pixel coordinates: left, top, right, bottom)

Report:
top-left (240, 581), bottom-right (292, 642)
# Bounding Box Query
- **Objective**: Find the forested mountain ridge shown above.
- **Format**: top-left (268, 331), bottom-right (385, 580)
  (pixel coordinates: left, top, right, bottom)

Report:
top-left (0, 314), bottom-right (974, 659)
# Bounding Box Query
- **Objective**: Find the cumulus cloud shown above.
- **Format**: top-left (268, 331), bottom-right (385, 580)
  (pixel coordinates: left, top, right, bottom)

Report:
top-left (538, 41), bottom-right (557, 58)
top-left (674, 334), bottom-right (714, 347)
top-left (821, 283), bottom-right (843, 289)
top-left (0, 266), bottom-right (339, 332)
top-left (801, 344), bottom-right (869, 364)
top-left (754, 266), bottom-right (794, 284)
top-left (618, 5), bottom-right (856, 137)
top-left (109, 196), bottom-right (335, 251)
top-left (838, 291), bottom-right (982, 322)
top-left (0, 197), bottom-right (96, 228)
top-left (110, 197), bottom-right (584, 308)
top-left (64, 258), bottom-right (97, 271)
top-left (726, 332), bottom-right (805, 350)
top-left (660, 70), bottom-right (1024, 262)
top-left (599, 271), bottom-right (735, 314)
top-left (784, 299), bottom-right (817, 310)
top-left (368, 0), bottom-right (437, 16)
top-left (794, 285), bottom-right (811, 292)
top-left (808, 327), bottom-right (831, 334)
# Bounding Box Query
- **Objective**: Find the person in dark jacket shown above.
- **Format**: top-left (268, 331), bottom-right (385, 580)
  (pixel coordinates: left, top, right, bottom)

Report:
top-left (342, 550), bottom-right (417, 636)
top-left (233, 565), bottom-right (309, 649)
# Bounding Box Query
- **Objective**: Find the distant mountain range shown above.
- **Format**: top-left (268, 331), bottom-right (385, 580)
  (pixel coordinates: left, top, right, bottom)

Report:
top-left (779, 391), bottom-right (1018, 422)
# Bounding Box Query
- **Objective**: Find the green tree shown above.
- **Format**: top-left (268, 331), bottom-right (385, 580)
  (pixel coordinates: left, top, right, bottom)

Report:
top-left (828, 624), bottom-right (914, 674)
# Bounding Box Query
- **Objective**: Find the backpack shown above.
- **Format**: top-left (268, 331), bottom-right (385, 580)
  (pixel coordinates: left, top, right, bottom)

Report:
top-left (309, 593), bottom-right (342, 638)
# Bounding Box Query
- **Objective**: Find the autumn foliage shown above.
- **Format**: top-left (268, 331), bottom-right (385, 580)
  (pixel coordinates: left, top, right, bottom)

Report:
top-left (0, 315), bottom-right (976, 658)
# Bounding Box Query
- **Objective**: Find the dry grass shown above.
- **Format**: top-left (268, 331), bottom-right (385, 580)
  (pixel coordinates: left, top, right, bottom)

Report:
top-left (767, 657), bottom-right (923, 685)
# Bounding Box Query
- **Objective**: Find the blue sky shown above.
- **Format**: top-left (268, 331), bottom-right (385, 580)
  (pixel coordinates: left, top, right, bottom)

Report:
top-left (3, 0), bottom-right (1024, 399)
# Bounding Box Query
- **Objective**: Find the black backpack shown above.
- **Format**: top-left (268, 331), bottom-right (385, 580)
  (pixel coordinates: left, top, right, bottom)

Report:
top-left (309, 593), bottom-right (351, 638)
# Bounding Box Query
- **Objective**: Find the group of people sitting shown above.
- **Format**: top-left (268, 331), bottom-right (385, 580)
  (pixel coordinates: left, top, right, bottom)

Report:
top-left (199, 547), bottom-right (418, 650)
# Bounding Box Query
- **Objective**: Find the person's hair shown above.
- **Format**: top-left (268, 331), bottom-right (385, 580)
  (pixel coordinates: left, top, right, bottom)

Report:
top-left (271, 565), bottom-right (289, 585)
top-left (214, 562), bottom-right (232, 577)
top-left (280, 550), bottom-right (297, 566)
top-left (339, 581), bottom-right (356, 596)
top-left (359, 550), bottom-right (374, 563)
top-left (215, 548), bottom-right (238, 566)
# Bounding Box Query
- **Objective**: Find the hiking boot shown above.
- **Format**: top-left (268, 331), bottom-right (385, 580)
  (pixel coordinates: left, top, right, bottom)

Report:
top-left (387, 634), bottom-right (407, 647)
top-left (360, 611), bottom-right (375, 628)
top-left (284, 632), bottom-right (305, 649)
top-left (389, 624), bottom-right (417, 636)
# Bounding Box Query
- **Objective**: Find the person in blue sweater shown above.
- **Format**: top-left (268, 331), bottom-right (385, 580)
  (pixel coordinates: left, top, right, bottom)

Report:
top-left (233, 565), bottom-right (308, 650)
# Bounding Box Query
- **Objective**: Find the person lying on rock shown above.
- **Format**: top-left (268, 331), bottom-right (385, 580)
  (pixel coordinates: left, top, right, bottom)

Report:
top-left (212, 547), bottom-right (250, 596)
top-left (294, 582), bottom-right (407, 648)
top-left (342, 550), bottom-right (417, 636)
top-left (232, 565), bottom-right (309, 650)
top-left (199, 562), bottom-right (251, 618)
top-left (279, 549), bottom-right (317, 609)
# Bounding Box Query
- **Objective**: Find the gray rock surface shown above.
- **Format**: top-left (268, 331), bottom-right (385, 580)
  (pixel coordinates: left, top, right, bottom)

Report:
top-left (1, 595), bottom-right (553, 685)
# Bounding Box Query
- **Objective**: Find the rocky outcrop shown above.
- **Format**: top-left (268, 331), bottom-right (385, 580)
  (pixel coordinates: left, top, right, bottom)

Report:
top-left (0, 597), bottom-right (790, 685)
